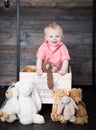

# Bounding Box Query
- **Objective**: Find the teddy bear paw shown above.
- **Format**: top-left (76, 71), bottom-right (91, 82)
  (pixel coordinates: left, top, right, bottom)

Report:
top-left (58, 115), bottom-right (67, 123)
top-left (0, 111), bottom-right (4, 117)
top-left (3, 113), bottom-right (10, 119)
top-left (74, 117), bottom-right (88, 125)
top-left (6, 114), bottom-right (17, 123)
top-left (51, 113), bottom-right (58, 122)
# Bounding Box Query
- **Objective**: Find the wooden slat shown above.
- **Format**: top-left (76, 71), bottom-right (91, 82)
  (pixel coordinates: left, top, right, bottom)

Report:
top-left (0, 76), bottom-right (16, 86)
top-left (0, 46), bottom-right (16, 59)
top-left (0, 60), bottom-right (17, 75)
top-left (0, 0), bottom-right (92, 7)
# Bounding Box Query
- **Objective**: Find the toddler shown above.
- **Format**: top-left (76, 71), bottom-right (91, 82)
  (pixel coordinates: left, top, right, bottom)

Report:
top-left (36, 23), bottom-right (70, 76)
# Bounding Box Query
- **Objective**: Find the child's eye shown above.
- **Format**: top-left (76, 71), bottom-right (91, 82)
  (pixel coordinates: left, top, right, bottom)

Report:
top-left (56, 35), bottom-right (60, 38)
top-left (50, 36), bottom-right (53, 38)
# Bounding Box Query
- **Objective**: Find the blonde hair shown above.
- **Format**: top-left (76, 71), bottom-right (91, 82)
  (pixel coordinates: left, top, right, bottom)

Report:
top-left (44, 23), bottom-right (64, 38)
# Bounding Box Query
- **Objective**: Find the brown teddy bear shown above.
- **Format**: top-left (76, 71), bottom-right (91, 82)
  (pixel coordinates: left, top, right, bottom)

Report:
top-left (69, 88), bottom-right (88, 125)
top-left (50, 89), bottom-right (69, 123)
top-left (42, 62), bottom-right (54, 89)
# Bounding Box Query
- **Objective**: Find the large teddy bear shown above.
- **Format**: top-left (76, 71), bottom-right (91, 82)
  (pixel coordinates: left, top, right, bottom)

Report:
top-left (69, 88), bottom-right (88, 125)
top-left (15, 81), bottom-right (45, 125)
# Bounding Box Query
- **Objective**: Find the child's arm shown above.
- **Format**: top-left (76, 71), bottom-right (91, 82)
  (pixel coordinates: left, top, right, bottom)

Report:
top-left (36, 58), bottom-right (43, 76)
top-left (58, 60), bottom-right (69, 76)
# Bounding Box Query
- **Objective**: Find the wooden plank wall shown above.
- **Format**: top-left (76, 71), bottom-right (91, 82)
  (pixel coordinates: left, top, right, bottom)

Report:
top-left (0, 2), bottom-right (93, 86)
top-left (0, 0), bottom-right (92, 7)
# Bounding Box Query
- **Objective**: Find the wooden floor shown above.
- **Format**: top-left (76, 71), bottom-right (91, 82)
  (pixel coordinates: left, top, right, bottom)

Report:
top-left (0, 86), bottom-right (96, 130)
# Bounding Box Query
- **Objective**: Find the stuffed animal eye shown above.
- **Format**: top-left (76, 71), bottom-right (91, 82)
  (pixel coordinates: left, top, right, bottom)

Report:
top-left (61, 95), bottom-right (63, 98)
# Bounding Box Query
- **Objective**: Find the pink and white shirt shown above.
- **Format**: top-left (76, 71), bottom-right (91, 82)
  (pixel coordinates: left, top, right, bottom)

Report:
top-left (36, 41), bottom-right (70, 71)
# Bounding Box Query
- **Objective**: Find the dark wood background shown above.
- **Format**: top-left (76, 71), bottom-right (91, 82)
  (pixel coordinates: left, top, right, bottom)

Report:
top-left (0, 1), bottom-right (93, 86)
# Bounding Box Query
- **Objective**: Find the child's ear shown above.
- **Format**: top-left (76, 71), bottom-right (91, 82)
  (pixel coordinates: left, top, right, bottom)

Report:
top-left (61, 36), bottom-right (64, 41)
top-left (44, 34), bottom-right (47, 41)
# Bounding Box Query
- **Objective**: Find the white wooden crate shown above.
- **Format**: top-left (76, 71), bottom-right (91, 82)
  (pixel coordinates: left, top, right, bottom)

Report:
top-left (19, 66), bottom-right (72, 104)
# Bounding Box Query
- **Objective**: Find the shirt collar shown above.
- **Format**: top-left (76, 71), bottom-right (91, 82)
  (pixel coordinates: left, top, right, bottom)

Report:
top-left (45, 41), bottom-right (63, 52)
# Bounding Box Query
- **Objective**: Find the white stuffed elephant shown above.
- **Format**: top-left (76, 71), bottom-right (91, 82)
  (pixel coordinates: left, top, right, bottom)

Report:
top-left (57, 96), bottom-right (78, 123)
top-left (15, 81), bottom-right (45, 125)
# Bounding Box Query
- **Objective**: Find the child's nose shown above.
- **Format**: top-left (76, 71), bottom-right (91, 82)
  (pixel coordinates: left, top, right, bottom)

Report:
top-left (53, 37), bottom-right (57, 40)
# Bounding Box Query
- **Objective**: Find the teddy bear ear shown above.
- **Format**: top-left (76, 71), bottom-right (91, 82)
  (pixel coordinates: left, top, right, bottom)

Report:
top-left (68, 89), bottom-right (71, 94)
top-left (78, 88), bottom-right (82, 92)
top-left (51, 90), bottom-right (56, 94)
top-left (65, 91), bottom-right (69, 96)
top-left (51, 89), bottom-right (60, 95)
top-left (68, 88), bottom-right (77, 93)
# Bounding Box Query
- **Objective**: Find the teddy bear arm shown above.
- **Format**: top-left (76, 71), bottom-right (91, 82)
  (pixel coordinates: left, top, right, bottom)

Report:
top-left (58, 115), bottom-right (67, 123)
top-left (0, 110), bottom-right (4, 116)
top-left (51, 113), bottom-right (59, 122)
top-left (3, 113), bottom-right (10, 119)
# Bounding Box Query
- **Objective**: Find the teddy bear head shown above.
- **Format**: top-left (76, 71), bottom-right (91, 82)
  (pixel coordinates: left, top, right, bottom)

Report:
top-left (5, 83), bottom-right (18, 99)
top-left (42, 62), bottom-right (52, 72)
top-left (69, 88), bottom-right (82, 104)
top-left (52, 89), bottom-right (69, 101)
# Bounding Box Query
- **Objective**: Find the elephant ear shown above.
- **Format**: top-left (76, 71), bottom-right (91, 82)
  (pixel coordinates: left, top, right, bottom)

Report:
top-left (57, 97), bottom-right (65, 115)
top-left (31, 87), bottom-right (42, 111)
top-left (70, 98), bottom-right (78, 110)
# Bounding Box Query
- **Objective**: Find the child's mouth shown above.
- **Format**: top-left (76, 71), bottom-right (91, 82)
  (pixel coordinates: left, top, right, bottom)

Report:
top-left (52, 41), bottom-right (57, 44)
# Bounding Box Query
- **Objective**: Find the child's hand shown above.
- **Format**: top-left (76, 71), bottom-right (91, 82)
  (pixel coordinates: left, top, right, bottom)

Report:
top-left (36, 69), bottom-right (43, 76)
top-left (58, 70), bottom-right (66, 76)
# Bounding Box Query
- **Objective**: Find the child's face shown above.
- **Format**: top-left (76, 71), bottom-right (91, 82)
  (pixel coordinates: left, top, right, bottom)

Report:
top-left (45, 28), bottom-right (63, 47)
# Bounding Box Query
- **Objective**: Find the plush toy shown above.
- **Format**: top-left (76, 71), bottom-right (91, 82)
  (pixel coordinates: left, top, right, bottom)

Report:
top-left (57, 95), bottom-right (78, 123)
top-left (0, 83), bottom-right (20, 122)
top-left (69, 88), bottom-right (88, 125)
top-left (69, 88), bottom-right (82, 103)
top-left (42, 62), bottom-right (54, 89)
top-left (15, 81), bottom-right (45, 125)
top-left (21, 65), bottom-right (36, 72)
top-left (51, 89), bottom-right (69, 123)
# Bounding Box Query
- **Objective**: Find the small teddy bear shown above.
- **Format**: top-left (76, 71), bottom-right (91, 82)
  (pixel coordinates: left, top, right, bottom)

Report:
top-left (57, 95), bottom-right (78, 123)
top-left (51, 89), bottom-right (69, 123)
top-left (0, 83), bottom-right (20, 123)
top-left (69, 88), bottom-right (88, 125)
